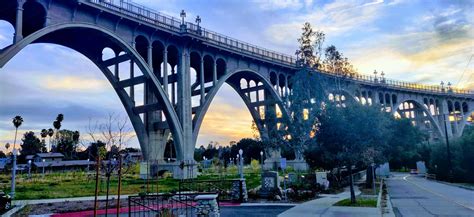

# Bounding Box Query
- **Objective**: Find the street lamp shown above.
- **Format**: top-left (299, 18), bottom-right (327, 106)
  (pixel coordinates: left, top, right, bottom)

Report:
top-left (440, 81), bottom-right (445, 92)
top-left (260, 151), bottom-right (264, 172)
top-left (10, 147), bottom-right (18, 198)
top-left (87, 159), bottom-right (90, 172)
top-left (180, 10), bottom-right (186, 25)
top-left (42, 159), bottom-right (46, 178)
top-left (373, 70), bottom-right (378, 81)
top-left (238, 149), bottom-right (243, 179)
top-left (27, 160), bottom-right (31, 179)
top-left (447, 82), bottom-right (452, 92)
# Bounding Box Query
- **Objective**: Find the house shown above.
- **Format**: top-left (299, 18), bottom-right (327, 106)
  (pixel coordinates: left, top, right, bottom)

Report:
top-left (26, 152), bottom-right (94, 172)
top-left (122, 152), bottom-right (142, 162)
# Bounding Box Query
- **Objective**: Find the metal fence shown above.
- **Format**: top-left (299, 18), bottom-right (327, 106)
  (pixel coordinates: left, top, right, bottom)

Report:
top-left (128, 193), bottom-right (215, 217)
top-left (179, 179), bottom-right (244, 202)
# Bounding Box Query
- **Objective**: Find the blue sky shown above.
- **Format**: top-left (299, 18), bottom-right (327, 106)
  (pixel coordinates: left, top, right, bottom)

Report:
top-left (0, 0), bottom-right (473, 151)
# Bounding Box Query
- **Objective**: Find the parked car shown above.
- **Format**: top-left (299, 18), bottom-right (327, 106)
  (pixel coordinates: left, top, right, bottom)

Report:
top-left (0, 191), bottom-right (11, 211)
top-left (410, 169), bottom-right (418, 175)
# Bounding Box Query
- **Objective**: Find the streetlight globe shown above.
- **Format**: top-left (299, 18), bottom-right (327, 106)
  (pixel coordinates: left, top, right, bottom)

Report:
top-left (28, 160), bottom-right (31, 164)
top-left (42, 159), bottom-right (45, 162)
top-left (239, 149), bottom-right (243, 155)
top-left (236, 154), bottom-right (239, 158)
top-left (260, 151), bottom-right (263, 156)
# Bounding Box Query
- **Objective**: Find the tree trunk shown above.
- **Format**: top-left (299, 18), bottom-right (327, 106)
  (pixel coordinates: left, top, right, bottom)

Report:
top-left (349, 165), bottom-right (356, 204)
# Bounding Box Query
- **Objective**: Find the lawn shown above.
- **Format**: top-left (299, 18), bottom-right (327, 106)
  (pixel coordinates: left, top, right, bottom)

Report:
top-left (0, 165), bottom-right (262, 200)
top-left (334, 197), bottom-right (377, 207)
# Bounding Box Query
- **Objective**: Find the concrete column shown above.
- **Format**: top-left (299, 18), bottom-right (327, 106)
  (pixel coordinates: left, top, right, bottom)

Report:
top-left (163, 50), bottom-right (168, 93)
top-left (14, 5), bottom-right (24, 43)
top-left (171, 68), bottom-right (176, 105)
top-left (213, 60), bottom-right (217, 86)
top-left (147, 45), bottom-right (153, 70)
top-left (440, 99), bottom-right (453, 138)
top-left (276, 74), bottom-right (280, 96)
top-left (200, 56), bottom-right (205, 104)
top-left (130, 60), bottom-right (135, 103)
top-left (177, 48), bottom-right (193, 161)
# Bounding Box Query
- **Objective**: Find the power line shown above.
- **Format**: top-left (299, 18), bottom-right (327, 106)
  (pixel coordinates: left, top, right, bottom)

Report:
top-left (456, 54), bottom-right (473, 86)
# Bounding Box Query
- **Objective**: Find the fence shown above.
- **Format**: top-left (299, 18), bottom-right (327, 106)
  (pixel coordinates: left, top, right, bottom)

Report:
top-left (128, 193), bottom-right (211, 217)
top-left (179, 178), bottom-right (246, 202)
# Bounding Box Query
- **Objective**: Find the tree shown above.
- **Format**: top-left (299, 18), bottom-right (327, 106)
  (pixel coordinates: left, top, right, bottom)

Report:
top-left (53, 114), bottom-right (64, 150)
top-left (55, 129), bottom-right (77, 159)
top-left (385, 118), bottom-right (425, 169)
top-left (19, 131), bottom-right (45, 163)
top-left (40, 129), bottom-right (48, 151)
top-left (307, 102), bottom-right (391, 203)
top-left (286, 69), bottom-right (325, 160)
top-left (12, 116), bottom-right (23, 150)
top-left (295, 22), bottom-right (325, 68)
top-left (47, 128), bottom-right (54, 152)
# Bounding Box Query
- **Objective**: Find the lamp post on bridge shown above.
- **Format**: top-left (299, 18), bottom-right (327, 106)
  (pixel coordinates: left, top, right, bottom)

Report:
top-left (180, 10), bottom-right (186, 32)
top-left (195, 15), bottom-right (202, 34)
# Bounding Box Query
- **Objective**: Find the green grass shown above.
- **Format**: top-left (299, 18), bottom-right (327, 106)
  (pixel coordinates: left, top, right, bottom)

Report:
top-left (334, 197), bottom-right (377, 207)
top-left (0, 167), bottom-right (262, 200)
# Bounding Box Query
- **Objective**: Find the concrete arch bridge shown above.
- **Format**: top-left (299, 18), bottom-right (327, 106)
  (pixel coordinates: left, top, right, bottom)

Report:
top-left (1, 0), bottom-right (472, 177)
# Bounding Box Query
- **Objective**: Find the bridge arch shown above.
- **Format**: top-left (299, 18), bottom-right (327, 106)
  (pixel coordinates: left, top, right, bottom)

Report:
top-left (392, 99), bottom-right (443, 138)
top-left (192, 68), bottom-right (289, 144)
top-left (0, 22), bottom-right (184, 160)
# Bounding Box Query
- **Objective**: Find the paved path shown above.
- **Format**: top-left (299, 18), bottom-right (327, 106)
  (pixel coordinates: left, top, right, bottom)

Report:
top-left (278, 187), bottom-right (380, 217)
top-left (387, 173), bottom-right (474, 217)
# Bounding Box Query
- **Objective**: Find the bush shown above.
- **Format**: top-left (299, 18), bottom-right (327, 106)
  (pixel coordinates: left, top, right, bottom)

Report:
top-left (250, 159), bottom-right (260, 172)
top-left (429, 126), bottom-right (474, 183)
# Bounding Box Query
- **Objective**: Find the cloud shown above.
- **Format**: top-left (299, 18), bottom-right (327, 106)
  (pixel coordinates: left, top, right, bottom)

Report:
top-left (41, 76), bottom-right (109, 92)
top-left (253, 0), bottom-right (307, 11)
top-left (196, 85), bottom-right (255, 146)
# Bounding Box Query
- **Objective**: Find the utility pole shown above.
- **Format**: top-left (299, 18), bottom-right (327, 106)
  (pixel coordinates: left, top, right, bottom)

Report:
top-left (442, 114), bottom-right (453, 182)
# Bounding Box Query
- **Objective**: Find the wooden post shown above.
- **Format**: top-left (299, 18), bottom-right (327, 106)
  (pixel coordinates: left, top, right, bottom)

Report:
top-left (94, 156), bottom-right (101, 217)
top-left (116, 156), bottom-right (122, 216)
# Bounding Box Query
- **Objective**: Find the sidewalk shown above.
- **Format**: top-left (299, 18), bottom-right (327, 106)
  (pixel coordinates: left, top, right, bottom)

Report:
top-left (278, 187), bottom-right (380, 217)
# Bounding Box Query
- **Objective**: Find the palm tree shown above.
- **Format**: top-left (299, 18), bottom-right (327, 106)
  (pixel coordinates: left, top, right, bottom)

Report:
top-left (47, 128), bottom-right (54, 152)
top-left (53, 114), bottom-right (64, 152)
top-left (11, 116), bottom-right (23, 198)
top-left (40, 129), bottom-right (48, 152)
top-left (12, 116), bottom-right (23, 150)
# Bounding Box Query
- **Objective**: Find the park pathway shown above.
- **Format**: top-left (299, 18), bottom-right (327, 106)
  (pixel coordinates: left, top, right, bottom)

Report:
top-left (278, 186), bottom-right (381, 217)
top-left (387, 173), bottom-right (474, 217)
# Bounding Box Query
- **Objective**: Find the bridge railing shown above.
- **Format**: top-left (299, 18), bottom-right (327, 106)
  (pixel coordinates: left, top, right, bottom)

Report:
top-left (85, 0), bottom-right (296, 65)
top-left (85, 0), bottom-right (472, 96)
top-left (319, 70), bottom-right (474, 96)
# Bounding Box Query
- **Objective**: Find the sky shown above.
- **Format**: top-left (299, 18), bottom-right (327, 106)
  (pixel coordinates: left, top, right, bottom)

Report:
top-left (0, 0), bottom-right (473, 151)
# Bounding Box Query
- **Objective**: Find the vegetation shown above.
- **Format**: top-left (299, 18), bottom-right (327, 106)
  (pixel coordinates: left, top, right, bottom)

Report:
top-left (334, 197), bottom-right (377, 207)
top-left (429, 126), bottom-right (474, 183)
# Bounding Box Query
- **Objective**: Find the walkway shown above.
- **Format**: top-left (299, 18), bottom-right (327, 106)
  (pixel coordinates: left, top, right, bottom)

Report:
top-left (278, 187), bottom-right (379, 217)
top-left (387, 173), bottom-right (474, 217)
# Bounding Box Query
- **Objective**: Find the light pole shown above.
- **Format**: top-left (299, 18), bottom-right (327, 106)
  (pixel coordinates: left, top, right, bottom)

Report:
top-left (180, 9), bottom-right (186, 32)
top-left (27, 160), bottom-right (31, 179)
top-left (87, 159), bottom-right (90, 172)
top-left (371, 163), bottom-right (376, 194)
top-left (42, 159), bottom-right (46, 178)
top-left (195, 15), bottom-right (201, 34)
top-left (260, 151), bottom-right (264, 172)
top-left (239, 149), bottom-right (243, 179)
top-left (11, 147), bottom-right (17, 198)
top-left (442, 113), bottom-right (453, 182)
